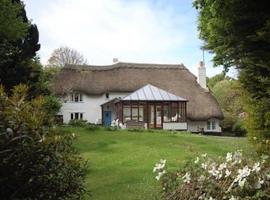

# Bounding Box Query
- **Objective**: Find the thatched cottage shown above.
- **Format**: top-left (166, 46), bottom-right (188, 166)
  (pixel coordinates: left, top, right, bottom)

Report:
top-left (51, 60), bottom-right (223, 132)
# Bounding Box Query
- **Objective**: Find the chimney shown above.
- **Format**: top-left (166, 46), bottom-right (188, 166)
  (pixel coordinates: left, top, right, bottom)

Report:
top-left (113, 58), bottom-right (119, 63)
top-left (198, 61), bottom-right (207, 89)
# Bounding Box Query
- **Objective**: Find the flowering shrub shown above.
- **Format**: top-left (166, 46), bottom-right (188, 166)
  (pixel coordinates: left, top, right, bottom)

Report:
top-left (155, 151), bottom-right (270, 199)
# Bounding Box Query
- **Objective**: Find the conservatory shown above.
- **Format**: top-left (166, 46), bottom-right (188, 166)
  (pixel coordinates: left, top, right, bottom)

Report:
top-left (110, 84), bottom-right (188, 130)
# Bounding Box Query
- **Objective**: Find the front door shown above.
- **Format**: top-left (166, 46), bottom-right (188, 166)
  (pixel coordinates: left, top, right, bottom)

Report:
top-left (103, 111), bottom-right (112, 126)
top-left (148, 104), bottom-right (162, 129)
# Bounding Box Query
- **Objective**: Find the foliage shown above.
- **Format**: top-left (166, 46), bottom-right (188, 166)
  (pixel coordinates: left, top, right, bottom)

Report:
top-left (158, 151), bottom-right (270, 200)
top-left (193, 0), bottom-right (270, 151)
top-left (0, 0), bottom-right (41, 93)
top-left (0, 0), bottom-right (28, 41)
top-left (69, 119), bottom-right (89, 127)
top-left (48, 46), bottom-right (87, 67)
top-left (43, 95), bottom-right (62, 118)
top-left (207, 72), bottom-right (229, 90)
top-left (211, 78), bottom-right (245, 135)
top-left (0, 85), bottom-right (87, 200)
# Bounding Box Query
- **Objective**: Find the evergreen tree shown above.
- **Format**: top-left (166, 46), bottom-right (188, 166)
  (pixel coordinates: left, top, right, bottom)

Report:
top-left (0, 0), bottom-right (40, 93)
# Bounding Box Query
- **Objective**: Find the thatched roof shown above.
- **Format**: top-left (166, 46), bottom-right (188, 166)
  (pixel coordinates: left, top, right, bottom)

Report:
top-left (51, 62), bottom-right (223, 121)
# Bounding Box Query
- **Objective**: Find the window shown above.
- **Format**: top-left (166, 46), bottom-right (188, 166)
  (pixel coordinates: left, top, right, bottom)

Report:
top-left (163, 104), bottom-right (171, 122)
top-left (171, 102), bottom-right (179, 122)
top-left (212, 121), bottom-right (216, 130)
top-left (123, 106), bottom-right (131, 122)
top-left (207, 121), bottom-right (211, 130)
top-left (207, 120), bottom-right (216, 130)
top-left (70, 112), bottom-right (83, 120)
top-left (139, 105), bottom-right (144, 121)
top-left (71, 93), bottom-right (83, 102)
top-left (105, 93), bottom-right (109, 99)
top-left (132, 107), bottom-right (138, 120)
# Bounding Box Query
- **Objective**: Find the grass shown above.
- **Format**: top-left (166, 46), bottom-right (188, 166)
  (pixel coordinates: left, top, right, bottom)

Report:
top-left (64, 127), bottom-right (250, 200)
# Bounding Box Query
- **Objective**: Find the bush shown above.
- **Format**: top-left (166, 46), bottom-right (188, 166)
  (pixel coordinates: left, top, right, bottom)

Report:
top-left (69, 119), bottom-right (88, 127)
top-left (85, 123), bottom-right (101, 131)
top-left (232, 120), bottom-right (247, 137)
top-left (0, 85), bottom-right (88, 199)
top-left (156, 151), bottom-right (270, 200)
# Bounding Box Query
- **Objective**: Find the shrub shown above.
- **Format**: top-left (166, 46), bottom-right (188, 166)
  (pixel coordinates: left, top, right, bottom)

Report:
top-left (69, 119), bottom-right (88, 127)
top-left (0, 85), bottom-right (88, 199)
top-left (232, 120), bottom-right (247, 137)
top-left (85, 123), bottom-right (101, 131)
top-left (156, 151), bottom-right (270, 200)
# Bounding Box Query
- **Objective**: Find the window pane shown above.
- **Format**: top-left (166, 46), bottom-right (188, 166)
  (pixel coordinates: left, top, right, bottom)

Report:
top-left (171, 103), bottom-right (178, 122)
top-left (212, 121), bottom-right (216, 130)
top-left (75, 113), bottom-right (79, 119)
top-left (80, 94), bottom-right (83, 102)
top-left (80, 113), bottom-right (83, 119)
top-left (139, 106), bottom-right (144, 121)
top-left (71, 113), bottom-right (73, 120)
top-left (123, 106), bottom-right (131, 122)
top-left (132, 107), bottom-right (138, 121)
top-left (163, 104), bottom-right (170, 122)
top-left (74, 94), bottom-right (79, 102)
top-left (207, 121), bottom-right (211, 130)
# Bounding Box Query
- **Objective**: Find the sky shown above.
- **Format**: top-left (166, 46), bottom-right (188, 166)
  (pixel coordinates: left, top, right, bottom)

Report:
top-left (23, 0), bottom-right (227, 77)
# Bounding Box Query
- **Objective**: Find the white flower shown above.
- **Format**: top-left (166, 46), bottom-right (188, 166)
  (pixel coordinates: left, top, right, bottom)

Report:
top-left (229, 196), bottom-right (238, 200)
top-left (218, 163), bottom-right (227, 171)
top-left (71, 133), bottom-right (76, 138)
top-left (239, 178), bottom-right (246, 188)
top-left (153, 159), bottom-right (166, 172)
top-left (225, 169), bottom-right (231, 177)
top-left (155, 170), bottom-right (166, 180)
top-left (232, 151), bottom-right (242, 164)
top-left (252, 162), bottom-right (261, 173)
top-left (182, 172), bottom-right (191, 184)
top-left (201, 153), bottom-right (207, 158)
top-left (208, 166), bottom-right (221, 179)
top-left (226, 152), bottom-right (233, 162)
top-left (201, 163), bottom-right (207, 170)
top-left (199, 175), bottom-right (205, 182)
top-left (255, 178), bottom-right (264, 189)
top-left (194, 157), bottom-right (200, 164)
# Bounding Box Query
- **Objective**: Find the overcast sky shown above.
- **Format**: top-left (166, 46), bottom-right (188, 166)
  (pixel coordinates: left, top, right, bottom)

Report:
top-left (23, 0), bottom-right (226, 77)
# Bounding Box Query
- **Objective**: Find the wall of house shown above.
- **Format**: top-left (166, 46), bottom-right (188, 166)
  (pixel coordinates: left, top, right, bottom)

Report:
top-left (163, 122), bottom-right (187, 130)
top-left (187, 118), bottom-right (222, 133)
top-left (59, 92), bottom-right (130, 124)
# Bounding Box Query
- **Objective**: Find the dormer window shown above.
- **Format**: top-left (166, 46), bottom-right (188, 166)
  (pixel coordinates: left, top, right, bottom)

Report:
top-left (71, 93), bottom-right (83, 102)
top-left (207, 120), bottom-right (216, 130)
top-left (105, 93), bottom-right (109, 99)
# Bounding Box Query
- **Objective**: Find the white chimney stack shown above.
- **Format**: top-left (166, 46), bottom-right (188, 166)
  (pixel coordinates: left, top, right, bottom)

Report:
top-left (198, 61), bottom-right (207, 89)
top-left (113, 58), bottom-right (119, 63)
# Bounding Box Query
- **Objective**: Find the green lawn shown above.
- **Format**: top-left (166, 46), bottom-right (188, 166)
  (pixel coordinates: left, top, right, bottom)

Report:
top-left (65, 127), bottom-right (250, 200)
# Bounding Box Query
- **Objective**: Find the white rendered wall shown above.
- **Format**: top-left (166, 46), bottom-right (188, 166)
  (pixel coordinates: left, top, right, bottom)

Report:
top-left (187, 119), bottom-right (222, 133)
top-left (60, 92), bottom-right (130, 124)
top-left (163, 122), bottom-right (187, 130)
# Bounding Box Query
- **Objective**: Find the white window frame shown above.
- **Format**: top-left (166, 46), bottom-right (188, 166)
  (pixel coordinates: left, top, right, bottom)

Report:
top-left (207, 120), bottom-right (216, 130)
top-left (70, 112), bottom-right (84, 120)
top-left (70, 93), bottom-right (83, 102)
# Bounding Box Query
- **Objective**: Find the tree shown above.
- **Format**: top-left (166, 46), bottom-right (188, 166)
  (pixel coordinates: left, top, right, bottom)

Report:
top-left (48, 46), bottom-right (87, 67)
top-left (212, 79), bottom-right (246, 136)
top-left (193, 0), bottom-right (270, 152)
top-left (207, 72), bottom-right (230, 90)
top-left (0, 0), bottom-right (41, 93)
top-left (0, 85), bottom-right (87, 199)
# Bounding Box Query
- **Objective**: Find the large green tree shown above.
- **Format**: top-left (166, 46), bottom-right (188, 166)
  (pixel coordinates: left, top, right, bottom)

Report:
top-left (0, 0), bottom-right (40, 93)
top-left (194, 0), bottom-right (270, 152)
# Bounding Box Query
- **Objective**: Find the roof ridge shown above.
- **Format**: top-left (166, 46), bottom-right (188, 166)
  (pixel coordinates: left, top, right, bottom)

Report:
top-left (64, 62), bottom-right (187, 71)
